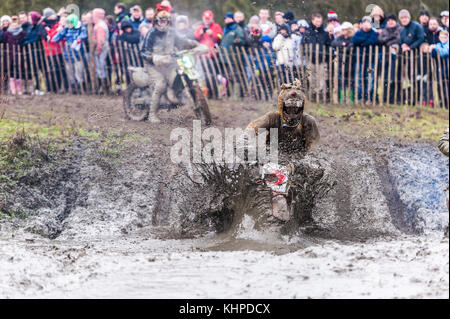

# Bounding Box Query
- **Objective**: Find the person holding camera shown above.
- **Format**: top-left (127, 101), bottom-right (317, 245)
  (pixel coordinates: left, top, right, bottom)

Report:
top-left (194, 10), bottom-right (223, 56)
top-left (194, 10), bottom-right (223, 99)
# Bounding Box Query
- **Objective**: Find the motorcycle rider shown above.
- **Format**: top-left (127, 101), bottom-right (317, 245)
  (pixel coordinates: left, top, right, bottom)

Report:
top-left (438, 128), bottom-right (449, 237)
top-left (140, 3), bottom-right (203, 123)
top-left (246, 79), bottom-right (320, 154)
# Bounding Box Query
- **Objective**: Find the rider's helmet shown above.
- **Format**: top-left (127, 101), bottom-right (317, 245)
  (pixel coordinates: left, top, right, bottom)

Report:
top-left (154, 3), bottom-right (172, 32)
top-left (278, 79), bottom-right (306, 129)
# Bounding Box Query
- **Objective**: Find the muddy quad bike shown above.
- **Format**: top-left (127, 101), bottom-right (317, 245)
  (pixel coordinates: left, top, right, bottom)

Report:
top-left (123, 48), bottom-right (212, 125)
top-left (259, 163), bottom-right (296, 222)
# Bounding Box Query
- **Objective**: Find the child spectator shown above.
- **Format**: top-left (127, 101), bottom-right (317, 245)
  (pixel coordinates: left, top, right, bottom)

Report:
top-left (53, 13), bottom-right (88, 94)
top-left (139, 23), bottom-right (151, 42)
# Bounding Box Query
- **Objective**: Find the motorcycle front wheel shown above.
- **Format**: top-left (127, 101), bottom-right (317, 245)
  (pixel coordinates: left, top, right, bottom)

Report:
top-left (123, 83), bottom-right (152, 122)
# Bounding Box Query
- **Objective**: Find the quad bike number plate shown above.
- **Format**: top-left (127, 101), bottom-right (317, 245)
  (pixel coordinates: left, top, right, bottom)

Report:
top-left (262, 164), bottom-right (289, 194)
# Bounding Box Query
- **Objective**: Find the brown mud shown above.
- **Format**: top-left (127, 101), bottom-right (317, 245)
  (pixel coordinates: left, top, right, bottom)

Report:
top-left (0, 95), bottom-right (448, 298)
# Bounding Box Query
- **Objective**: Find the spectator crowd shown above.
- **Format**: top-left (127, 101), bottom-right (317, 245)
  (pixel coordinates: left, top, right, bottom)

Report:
top-left (0, 2), bottom-right (448, 107)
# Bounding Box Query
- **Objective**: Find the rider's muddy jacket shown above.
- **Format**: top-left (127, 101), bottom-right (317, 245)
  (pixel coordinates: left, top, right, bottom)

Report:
top-left (439, 128), bottom-right (449, 157)
top-left (247, 112), bottom-right (320, 154)
top-left (140, 27), bottom-right (199, 65)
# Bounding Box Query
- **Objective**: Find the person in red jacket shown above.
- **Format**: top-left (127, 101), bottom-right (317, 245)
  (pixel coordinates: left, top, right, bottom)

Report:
top-left (40, 7), bottom-right (68, 93)
top-left (194, 10), bottom-right (223, 99)
top-left (194, 10), bottom-right (223, 56)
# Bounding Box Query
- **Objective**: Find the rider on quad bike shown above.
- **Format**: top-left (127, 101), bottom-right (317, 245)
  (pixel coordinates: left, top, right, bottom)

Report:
top-left (140, 3), bottom-right (204, 123)
top-left (245, 79), bottom-right (320, 222)
top-left (246, 79), bottom-right (320, 154)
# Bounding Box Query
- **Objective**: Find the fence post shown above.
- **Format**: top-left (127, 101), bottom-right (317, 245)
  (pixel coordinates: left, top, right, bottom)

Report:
top-left (371, 45), bottom-right (377, 106)
top-left (233, 46), bottom-right (251, 98)
top-left (259, 47), bottom-right (275, 100)
top-left (254, 48), bottom-right (270, 101)
top-left (248, 47), bottom-right (264, 100)
top-left (347, 47), bottom-right (353, 104)
top-left (200, 55), bottom-right (214, 99)
top-left (333, 46), bottom-right (338, 104)
top-left (379, 46), bottom-right (385, 105)
top-left (57, 42), bottom-right (68, 94)
top-left (240, 46), bottom-right (261, 100)
top-left (205, 54), bottom-right (220, 100)
top-left (436, 51), bottom-right (445, 108)
top-left (215, 47), bottom-right (233, 98)
top-left (386, 48), bottom-right (392, 105)
top-left (211, 47), bottom-right (231, 99)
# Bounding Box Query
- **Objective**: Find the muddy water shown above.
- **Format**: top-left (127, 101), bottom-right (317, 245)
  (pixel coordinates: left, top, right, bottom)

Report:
top-left (0, 136), bottom-right (448, 298)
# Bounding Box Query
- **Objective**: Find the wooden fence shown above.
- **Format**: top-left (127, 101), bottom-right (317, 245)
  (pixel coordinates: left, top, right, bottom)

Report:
top-left (0, 41), bottom-right (448, 108)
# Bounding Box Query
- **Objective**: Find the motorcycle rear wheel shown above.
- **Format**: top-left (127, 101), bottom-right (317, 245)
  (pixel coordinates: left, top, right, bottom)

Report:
top-left (192, 85), bottom-right (212, 126)
top-left (123, 83), bottom-right (152, 122)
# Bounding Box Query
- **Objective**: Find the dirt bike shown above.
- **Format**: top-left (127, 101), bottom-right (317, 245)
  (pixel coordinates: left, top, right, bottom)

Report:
top-left (259, 163), bottom-right (295, 222)
top-left (123, 47), bottom-right (212, 125)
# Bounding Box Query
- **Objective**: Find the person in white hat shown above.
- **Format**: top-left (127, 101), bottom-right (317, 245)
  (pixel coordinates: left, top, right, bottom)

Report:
top-left (440, 11), bottom-right (449, 31)
top-left (1, 15), bottom-right (12, 31)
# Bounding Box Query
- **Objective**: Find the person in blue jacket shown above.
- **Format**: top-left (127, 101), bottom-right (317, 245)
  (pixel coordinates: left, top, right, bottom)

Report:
top-left (53, 13), bottom-right (88, 93)
top-left (398, 9), bottom-right (424, 52)
top-left (398, 9), bottom-right (424, 106)
top-left (352, 16), bottom-right (378, 104)
top-left (429, 30), bottom-right (449, 108)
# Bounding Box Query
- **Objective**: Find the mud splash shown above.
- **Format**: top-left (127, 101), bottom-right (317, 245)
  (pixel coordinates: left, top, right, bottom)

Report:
top-left (1, 135), bottom-right (448, 244)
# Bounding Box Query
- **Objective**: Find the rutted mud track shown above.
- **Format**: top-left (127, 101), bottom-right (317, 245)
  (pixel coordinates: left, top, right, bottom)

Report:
top-left (0, 95), bottom-right (448, 298)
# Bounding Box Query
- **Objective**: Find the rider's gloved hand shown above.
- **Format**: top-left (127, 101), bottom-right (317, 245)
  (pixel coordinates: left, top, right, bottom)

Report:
top-left (153, 54), bottom-right (173, 67)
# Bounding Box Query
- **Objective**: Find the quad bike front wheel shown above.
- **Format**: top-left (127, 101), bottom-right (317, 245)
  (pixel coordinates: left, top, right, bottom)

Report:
top-left (123, 83), bottom-right (153, 121)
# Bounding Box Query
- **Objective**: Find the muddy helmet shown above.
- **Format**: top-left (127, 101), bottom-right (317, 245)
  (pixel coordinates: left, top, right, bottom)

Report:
top-left (154, 3), bottom-right (172, 32)
top-left (278, 79), bottom-right (306, 128)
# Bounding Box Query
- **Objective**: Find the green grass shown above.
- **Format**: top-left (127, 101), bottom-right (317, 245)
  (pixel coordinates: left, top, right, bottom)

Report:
top-left (309, 103), bottom-right (449, 141)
